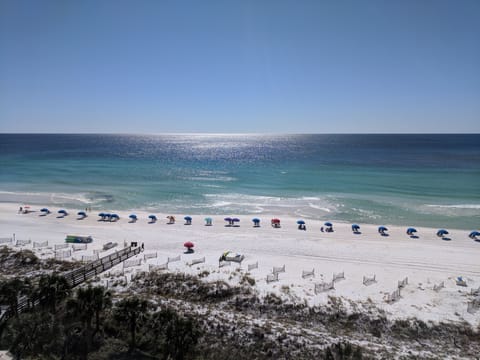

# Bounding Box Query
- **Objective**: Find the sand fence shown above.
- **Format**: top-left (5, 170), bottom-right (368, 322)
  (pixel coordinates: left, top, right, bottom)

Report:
top-left (386, 277), bottom-right (408, 303)
top-left (248, 262), bottom-right (258, 271)
top-left (188, 257), bottom-right (206, 266)
top-left (314, 281), bottom-right (335, 294)
top-left (433, 281), bottom-right (445, 292)
top-left (363, 274), bottom-right (376, 286)
top-left (33, 241), bottom-right (48, 248)
top-left (302, 269), bottom-right (315, 279)
top-left (15, 239), bottom-right (31, 246)
top-left (333, 271), bottom-right (345, 282)
top-left (0, 237), bottom-right (12, 244)
top-left (266, 264), bottom-right (286, 283)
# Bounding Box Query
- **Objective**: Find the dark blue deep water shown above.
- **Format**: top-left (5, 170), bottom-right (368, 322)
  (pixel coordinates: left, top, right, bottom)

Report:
top-left (0, 134), bottom-right (479, 229)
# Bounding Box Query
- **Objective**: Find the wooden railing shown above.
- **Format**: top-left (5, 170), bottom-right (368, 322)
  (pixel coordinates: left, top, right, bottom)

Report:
top-left (0, 246), bottom-right (142, 325)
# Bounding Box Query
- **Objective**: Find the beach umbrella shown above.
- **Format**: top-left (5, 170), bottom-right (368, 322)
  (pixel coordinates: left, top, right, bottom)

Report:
top-left (378, 226), bottom-right (388, 233)
top-left (224, 217), bottom-right (232, 222)
top-left (104, 213), bottom-right (111, 219)
top-left (184, 241), bottom-right (194, 249)
top-left (129, 214), bottom-right (137, 220)
top-left (324, 222), bottom-right (333, 227)
top-left (232, 218), bottom-right (240, 222)
top-left (271, 218), bottom-right (280, 223)
top-left (40, 208), bottom-right (50, 213)
top-left (110, 214), bottom-right (119, 219)
top-left (252, 218), bottom-right (260, 223)
top-left (77, 211), bottom-right (87, 217)
top-left (58, 209), bottom-right (68, 215)
top-left (205, 217), bottom-right (212, 222)
top-left (297, 220), bottom-right (305, 225)
top-left (406, 227), bottom-right (417, 235)
top-left (351, 224), bottom-right (360, 231)
top-left (98, 212), bottom-right (105, 217)
top-left (184, 216), bottom-right (192, 221)
top-left (437, 229), bottom-right (449, 237)
top-left (469, 231), bottom-right (480, 239)
top-left (149, 215), bottom-right (157, 220)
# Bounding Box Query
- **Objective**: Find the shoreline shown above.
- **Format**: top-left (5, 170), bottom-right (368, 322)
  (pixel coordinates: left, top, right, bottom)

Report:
top-left (1, 202), bottom-right (479, 327)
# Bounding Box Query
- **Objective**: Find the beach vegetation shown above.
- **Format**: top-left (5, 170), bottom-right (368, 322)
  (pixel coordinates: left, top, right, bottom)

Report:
top-left (0, 250), bottom-right (479, 358)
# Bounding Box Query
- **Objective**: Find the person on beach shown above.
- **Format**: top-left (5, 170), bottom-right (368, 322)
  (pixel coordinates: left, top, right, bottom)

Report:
top-left (19, 206), bottom-right (22, 214)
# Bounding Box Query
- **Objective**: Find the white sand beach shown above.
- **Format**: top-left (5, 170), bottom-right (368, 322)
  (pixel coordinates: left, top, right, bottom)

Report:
top-left (1, 202), bottom-right (479, 327)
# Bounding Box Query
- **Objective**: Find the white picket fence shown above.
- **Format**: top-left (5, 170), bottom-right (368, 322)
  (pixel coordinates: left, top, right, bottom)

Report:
top-left (386, 288), bottom-right (401, 303)
top-left (144, 252), bottom-right (157, 260)
top-left (314, 281), bottom-right (335, 294)
top-left (247, 262), bottom-right (258, 271)
top-left (55, 250), bottom-right (72, 260)
top-left (333, 271), bottom-right (345, 282)
top-left (363, 274), bottom-right (376, 286)
top-left (168, 255), bottom-right (181, 263)
top-left (302, 269), bottom-right (315, 279)
top-left (72, 244), bottom-right (87, 251)
top-left (219, 261), bottom-right (231, 268)
top-left (103, 242), bottom-right (118, 251)
top-left (33, 241), bottom-right (48, 248)
top-left (266, 272), bottom-right (279, 283)
top-left (55, 243), bottom-right (69, 250)
top-left (467, 298), bottom-right (480, 314)
top-left (149, 262), bottom-right (169, 271)
top-left (123, 258), bottom-right (143, 268)
top-left (0, 237), bottom-right (12, 244)
top-left (433, 281), bottom-right (445, 292)
top-left (398, 277), bottom-right (408, 288)
top-left (81, 254), bottom-right (99, 262)
top-left (273, 265), bottom-right (285, 274)
top-left (188, 257), bottom-right (205, 266)
top-left (15, 239), bottom-right (31, 246)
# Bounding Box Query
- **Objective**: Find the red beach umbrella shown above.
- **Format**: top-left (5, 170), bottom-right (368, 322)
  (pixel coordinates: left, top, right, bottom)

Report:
top-left (271, 218), bottom-right (280, 223)
top-left (184, 241), bottom-right (194, 249)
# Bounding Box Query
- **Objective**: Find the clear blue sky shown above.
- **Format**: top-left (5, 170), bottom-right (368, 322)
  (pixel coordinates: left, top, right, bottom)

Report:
top-left (1, 0), bottom-right (479, 133)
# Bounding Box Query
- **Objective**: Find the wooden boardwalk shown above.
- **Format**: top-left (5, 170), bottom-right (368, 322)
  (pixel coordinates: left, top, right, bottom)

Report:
top-left (0, 245), bottom-right (143, 325)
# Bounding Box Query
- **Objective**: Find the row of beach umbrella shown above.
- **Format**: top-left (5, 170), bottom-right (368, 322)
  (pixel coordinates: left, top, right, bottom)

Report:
top-left (36, 208), bottom-right (480, 240)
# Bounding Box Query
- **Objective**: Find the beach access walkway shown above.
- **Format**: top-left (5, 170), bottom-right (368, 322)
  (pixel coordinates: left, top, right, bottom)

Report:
top-left (0, 245), bottom-right (143, 325)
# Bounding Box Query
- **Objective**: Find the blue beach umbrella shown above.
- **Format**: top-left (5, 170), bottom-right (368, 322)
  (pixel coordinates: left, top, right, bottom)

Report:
top-left (351, 224), bottom-right (360, 231)
top-left (232, 218), bottom-right (240, 222)
top-left (40, 208), bottom-right (50, 213)
top-left (437, 229), bottom-right (449, 237)
top-left (252, 218), bottom-right (260, 223)
top-left (110, 214), bottom-right (119, 219)
top-left (205, 217), bottom-right (212, 222)
top-left (224, 217), bottom-right (232, 222)
top-left (77, 211), bottom-right (87, 217)
top-left (406, 227), bottom-right (417, 235)
top-left (297, 220), bottom-right (305, 225)
top-left (378, 226), bottom-right (388, 233)
top-left (58, 209), bottom-right (68, 215)
top-left (129, 214), bottom-right (137, 220)
top-left (469, 231), bottom-right (480, 239)
top-left (184, 216), bottom-right (192, 221)
top-left (98, 212), bottom-right (106, 218)
top-left (324, 222), bottom-right (333, 227)
top-left (149, 215), bottom-right (157, 220)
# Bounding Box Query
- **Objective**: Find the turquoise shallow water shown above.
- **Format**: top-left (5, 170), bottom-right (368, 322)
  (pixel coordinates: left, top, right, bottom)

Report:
top-left (0, 134), bottom-right (479, 229)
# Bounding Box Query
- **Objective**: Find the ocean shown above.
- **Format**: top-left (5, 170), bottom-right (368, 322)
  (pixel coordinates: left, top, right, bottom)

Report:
top-left (0, 134), bottom-right (479, 229)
